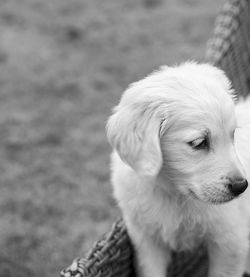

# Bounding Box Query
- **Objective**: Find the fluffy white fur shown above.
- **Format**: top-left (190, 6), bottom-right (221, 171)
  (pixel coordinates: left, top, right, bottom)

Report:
top-left (106, 62), bottom-right (250, 277)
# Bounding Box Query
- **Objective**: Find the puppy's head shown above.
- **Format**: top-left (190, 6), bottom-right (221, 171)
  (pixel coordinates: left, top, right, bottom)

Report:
top-left (107, 62), bottom-right (247, 204)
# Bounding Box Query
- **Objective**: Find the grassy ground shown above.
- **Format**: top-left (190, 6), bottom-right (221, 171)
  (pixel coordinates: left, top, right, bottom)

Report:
top-left (0, 0), bottom-right (223, 276)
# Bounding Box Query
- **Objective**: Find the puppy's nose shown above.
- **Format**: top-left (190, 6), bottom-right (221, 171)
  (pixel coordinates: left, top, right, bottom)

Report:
top-left (228, 179), bottom-right (248, 196)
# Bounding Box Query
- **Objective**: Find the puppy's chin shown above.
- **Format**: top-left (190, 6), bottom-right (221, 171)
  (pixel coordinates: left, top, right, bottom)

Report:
top-left (188, 189), bottom-right (236, 205)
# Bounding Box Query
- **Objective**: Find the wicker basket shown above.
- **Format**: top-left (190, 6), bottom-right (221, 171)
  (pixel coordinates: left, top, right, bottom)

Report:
top-left (206, 0), bottom-right (250, 97)
top-left (61, 0), bottom-right (250, 276)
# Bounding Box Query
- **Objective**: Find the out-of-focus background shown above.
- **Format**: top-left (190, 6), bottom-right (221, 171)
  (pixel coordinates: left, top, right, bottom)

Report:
top-left (0, 0), bottom-right (223, 276)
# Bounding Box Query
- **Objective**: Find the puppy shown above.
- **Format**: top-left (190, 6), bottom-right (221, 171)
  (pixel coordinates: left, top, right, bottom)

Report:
top-left (106, 62), bottom-right (250, 277)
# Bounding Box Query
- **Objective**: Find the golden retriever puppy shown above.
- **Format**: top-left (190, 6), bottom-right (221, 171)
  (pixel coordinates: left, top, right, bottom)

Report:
top-left (106, 62), bottom-right (250, 277)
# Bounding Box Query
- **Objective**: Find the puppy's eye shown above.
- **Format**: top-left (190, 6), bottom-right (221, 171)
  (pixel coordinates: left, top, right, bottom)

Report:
top-left (188, 137), bottom-right (209, 150)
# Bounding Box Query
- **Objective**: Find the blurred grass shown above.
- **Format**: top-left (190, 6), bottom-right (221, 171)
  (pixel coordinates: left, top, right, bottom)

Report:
top-left (0, 0), bottom-right (223, 276)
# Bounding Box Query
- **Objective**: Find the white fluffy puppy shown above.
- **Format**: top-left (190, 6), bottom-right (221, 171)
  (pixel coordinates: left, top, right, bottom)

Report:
top-left (106, 62), bottom-right (250, 277)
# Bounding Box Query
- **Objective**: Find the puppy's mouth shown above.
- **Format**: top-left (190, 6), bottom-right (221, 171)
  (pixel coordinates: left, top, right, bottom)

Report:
top-left (188, 189), bottom-right (235, 205)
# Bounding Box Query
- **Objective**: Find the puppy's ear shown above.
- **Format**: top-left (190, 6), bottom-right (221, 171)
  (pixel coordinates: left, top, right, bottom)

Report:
top-left (106, 101), bottom-right (164, 177)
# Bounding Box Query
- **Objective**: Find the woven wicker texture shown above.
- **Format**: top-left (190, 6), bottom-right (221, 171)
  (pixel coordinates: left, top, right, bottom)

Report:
top-left (61, 220), bottom-right (136, 277)
top-left (206, 0), bottom-right (250, 97)
top-left (61, 0), bottom-right (250, 276)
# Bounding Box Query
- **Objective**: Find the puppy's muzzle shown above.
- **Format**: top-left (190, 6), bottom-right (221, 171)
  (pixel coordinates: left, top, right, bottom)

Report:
top-left (228, 178), bottom-right (248, 196)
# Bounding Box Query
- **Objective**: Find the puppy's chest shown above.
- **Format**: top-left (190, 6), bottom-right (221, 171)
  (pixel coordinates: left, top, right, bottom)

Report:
top-left (163, 220), bottom-right (204, 251)
top-left (155, 209), bottom-right (205, 251)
